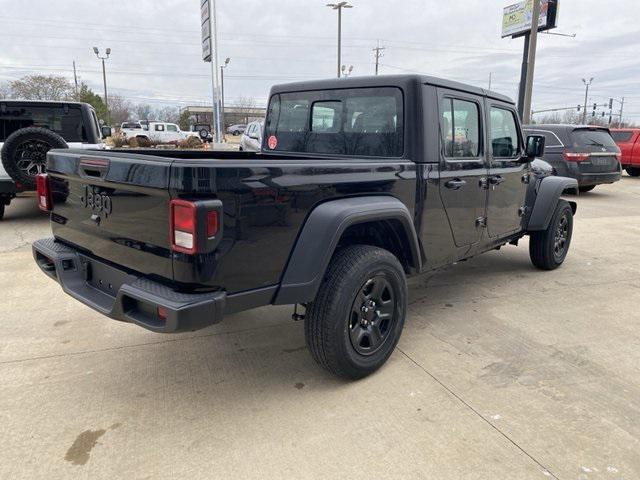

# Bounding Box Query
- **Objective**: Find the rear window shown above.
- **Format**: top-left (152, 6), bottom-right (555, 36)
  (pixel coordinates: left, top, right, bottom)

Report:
top-left (571, 129), bottom-right (617, 149)
top-left (610, 130), bottom-right (633, 142)
top-left (265, 87), bottom-right (404, 157)
top-left (0, 104), bottom-right (86, 142)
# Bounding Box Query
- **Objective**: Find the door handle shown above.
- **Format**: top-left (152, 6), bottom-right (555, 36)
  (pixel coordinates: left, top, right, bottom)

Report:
top-left (445, 179), bottom-right (467, 190)
top-left (489, 175), bottom-right (505, 186)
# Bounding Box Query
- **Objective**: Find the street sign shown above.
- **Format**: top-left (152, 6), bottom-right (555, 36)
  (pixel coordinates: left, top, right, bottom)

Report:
top-left (501, 0), bottom-right (559, 38)
top-left (201, 0), bottom-right (212, 62)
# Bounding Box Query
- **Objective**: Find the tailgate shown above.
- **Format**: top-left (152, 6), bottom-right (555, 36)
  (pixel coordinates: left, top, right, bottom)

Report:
top-left (47, 150), bottom-right (173, 280)
top-left (570, 128), bottom-right (621, 173)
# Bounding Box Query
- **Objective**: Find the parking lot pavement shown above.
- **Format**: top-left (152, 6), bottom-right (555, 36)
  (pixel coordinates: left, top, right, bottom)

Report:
top-left (1, 176), bottom-right (639, 480)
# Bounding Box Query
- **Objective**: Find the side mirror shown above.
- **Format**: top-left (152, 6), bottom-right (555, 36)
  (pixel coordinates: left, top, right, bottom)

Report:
top-left (101, 126), bottom-right (112, 139)
top-left (525, 134), bottom-right (545, 160)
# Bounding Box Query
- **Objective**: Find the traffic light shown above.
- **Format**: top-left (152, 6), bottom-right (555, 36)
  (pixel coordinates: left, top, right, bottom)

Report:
top-left (592, 103), bottom-right (597, 117)
top-left (609, 98), bottom-right (614, 109)
top-left (577, 105), bottom-right (581, 112)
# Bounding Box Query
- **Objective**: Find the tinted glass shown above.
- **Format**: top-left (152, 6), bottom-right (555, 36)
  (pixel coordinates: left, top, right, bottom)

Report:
top-left (440, 98), bottom-right (480, 158)
top-left (610, 130), bottom-right (633, 142)
top-left (265, 87), bottom-right (403, 157)
top-left (155, 124), bottom-right (165, 132)
top-left (0, 104), bottom-right (86, 142)
top-left (490, 107), bottom-right (519, 158)
top-left (571, 129), bottom-right (617, 148)
top-left (166, 124), bottom-right (178, 132)
top-left (524, 129), bottom-right (563, 148)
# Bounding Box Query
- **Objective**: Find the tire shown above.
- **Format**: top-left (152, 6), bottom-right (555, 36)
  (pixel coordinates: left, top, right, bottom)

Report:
top-left (529, 200), bottom-right (573, 271)
top-left (579, 185), bottom-right (596, 193)
top-left (626, 167), bottom-right (640, 177)
top-left (1, 127), bottom-right (67, 190)
top-left (0, 202), bottom-right (4, 221)
top-left (305, 245), bottom-right (407, 379)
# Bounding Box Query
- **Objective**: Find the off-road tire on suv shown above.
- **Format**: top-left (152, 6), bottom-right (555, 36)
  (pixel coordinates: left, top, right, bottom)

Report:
top-left (529, 200), bottom-right (573, 271)
top-left (305, 245), bottom-right (407, 379)
top-left (1, 127), bottom-right (67, 190)
top-left (626, 167), bottom-right (640, 177)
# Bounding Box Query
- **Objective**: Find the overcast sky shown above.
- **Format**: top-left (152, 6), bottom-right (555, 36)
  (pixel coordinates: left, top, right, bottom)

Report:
top-left (1, 0), bottom-right (639, 122)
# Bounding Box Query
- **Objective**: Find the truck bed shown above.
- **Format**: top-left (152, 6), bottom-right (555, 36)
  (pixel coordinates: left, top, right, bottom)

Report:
top-left (45, 148), bottom-right (417, 294)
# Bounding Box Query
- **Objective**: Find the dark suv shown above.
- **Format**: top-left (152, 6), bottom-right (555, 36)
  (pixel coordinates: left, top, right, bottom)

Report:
top-left (523, 124), bottom-right (621, 193)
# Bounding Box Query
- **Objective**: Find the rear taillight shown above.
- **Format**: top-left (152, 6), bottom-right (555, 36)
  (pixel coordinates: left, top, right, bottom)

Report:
top-left (563, 151), bottom-right (590, 162)
top-left (35, 173), bottom-right (52, 211)
top-left (170, 200), bottom-right (197, 254)
top-left (169, 199), bottom-right (220, 254)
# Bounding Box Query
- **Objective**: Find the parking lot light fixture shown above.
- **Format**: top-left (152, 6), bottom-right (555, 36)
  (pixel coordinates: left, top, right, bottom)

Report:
top-left (326, 2), bottom-right (353, 78)
top-left (93, 47), bottom-right (111, 125)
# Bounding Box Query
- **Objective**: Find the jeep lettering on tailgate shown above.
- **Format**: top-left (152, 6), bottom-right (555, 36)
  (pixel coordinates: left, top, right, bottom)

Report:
top-left (82, 185), bottom-right (112, 216)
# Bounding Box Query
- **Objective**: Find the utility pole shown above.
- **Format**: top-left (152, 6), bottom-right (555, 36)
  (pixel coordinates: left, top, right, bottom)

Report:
top-left (327, 2), bottom-right (353, 78)
top-left (619, 97), bottom-right (625, 127)
top-left (93, 47), bottom-right (111, 124)
top-left (581, 77), bottom-right (593, 124)
top-left (209, 0), bottom-right (222, 143)
top-left (72, 61), bottom-right (79, 98)
top-left (220, 57), bottom-right (230, 135)
top-left (372, 40), bottom-right (385, 75)
top-left (521, 0), bottom-right (541, 124)
top-left (488, 72), bottom-right (493, 90)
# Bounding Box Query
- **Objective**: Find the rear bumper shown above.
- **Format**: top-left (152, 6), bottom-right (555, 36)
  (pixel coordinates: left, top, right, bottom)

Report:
top-left (0, 178), bottom-right (16, 196)
top-left (33, 238), bottom-right (226, 333)
top-left (576, 171), bottom-right (622, 187)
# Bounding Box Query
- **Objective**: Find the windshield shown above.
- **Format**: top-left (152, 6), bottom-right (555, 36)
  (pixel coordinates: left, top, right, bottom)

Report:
top-left (571, 129), bottom-right (618, 150)
top-left (265, 87), bottom-right (404, 157)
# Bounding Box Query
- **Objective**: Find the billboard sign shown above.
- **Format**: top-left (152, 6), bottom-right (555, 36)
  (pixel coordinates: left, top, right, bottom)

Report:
top-left (501, 0), bottom-right (559, 38)
top-left (201, 0), bottom-right (212, 62)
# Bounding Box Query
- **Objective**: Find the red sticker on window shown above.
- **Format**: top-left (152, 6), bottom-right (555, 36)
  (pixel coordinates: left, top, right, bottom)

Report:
top-left (267, 135), bottom-right (277, 150)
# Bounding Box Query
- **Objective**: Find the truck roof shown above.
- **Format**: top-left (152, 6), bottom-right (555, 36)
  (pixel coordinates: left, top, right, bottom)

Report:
top-left (269, 74), bottom-right (514, 105)
top-left (0, 99), bottom-right (91, 108)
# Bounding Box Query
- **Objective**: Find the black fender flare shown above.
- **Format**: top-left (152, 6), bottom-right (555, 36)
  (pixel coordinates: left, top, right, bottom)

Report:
top-left (273, 196), bottom-right (422, 305)
top-left (527, 176), bottom-right (578, 231)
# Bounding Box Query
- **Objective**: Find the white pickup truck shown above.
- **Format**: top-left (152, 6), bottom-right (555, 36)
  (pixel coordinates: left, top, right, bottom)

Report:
top-left (121, 121), bottom-right (199, 144)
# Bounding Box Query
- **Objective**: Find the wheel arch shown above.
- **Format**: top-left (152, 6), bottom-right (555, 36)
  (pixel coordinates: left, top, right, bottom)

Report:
top-left (527, 176), bottom-right (578, 231)
top-left (273, 196), bottom-right (422, 305)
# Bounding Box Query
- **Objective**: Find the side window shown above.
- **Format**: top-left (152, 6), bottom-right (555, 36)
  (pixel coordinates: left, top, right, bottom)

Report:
top-left (166, 124), bottom-right (178, 132)
top-left (155, 124), bottom-right (165, 132)
top-left (311, 101), bottom-right (341, 132)
top-left (440, 98), bottom-right (481, 158)
top-left (490, 107), bottom-right (519, 158)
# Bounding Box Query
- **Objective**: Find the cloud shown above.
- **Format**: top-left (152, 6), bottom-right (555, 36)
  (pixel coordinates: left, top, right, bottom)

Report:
top-left (0, 0), bottom-right (638, 120)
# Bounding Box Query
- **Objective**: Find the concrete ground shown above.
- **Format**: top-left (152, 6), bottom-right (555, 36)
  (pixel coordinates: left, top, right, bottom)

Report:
top-left (1, 176), bottom-right (639, 480)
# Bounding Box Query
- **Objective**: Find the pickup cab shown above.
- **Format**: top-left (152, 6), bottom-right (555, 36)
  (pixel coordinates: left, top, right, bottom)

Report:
top-left (32, 75), bottom-right (577, 379)
top-left (611, 128), bottom-right (640, 177)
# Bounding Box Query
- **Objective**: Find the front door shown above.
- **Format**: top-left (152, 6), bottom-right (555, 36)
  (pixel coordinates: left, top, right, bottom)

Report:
top-left (438, 90), bottom-right (488, 248)
top-left (486, 103), bottom-right (528, 238)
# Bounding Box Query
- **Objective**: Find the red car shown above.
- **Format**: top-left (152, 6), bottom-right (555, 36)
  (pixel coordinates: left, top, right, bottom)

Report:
top-left (611, 129), bottom-right (640, 177)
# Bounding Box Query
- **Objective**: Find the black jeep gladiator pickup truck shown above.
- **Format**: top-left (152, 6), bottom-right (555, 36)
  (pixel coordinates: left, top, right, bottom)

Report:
top-left (33, 75), bottom-right (577, 379)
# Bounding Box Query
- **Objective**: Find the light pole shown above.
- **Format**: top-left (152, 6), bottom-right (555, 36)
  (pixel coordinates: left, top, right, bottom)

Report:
top-left (341, 65), bottom-right (354, 77)
top-left (582, 77), bottom-right (594, 124)
top-left (93, 47), bottom-right (111, 124)
top-left (220, 57), bottom-right (230, 137)
top-left (326, 2), bottom-right (353, 78)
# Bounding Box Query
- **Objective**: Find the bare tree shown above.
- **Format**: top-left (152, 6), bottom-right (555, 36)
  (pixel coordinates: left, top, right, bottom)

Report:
top-left (108, 94), bottom-right (134, 125)
top-left (0, 81), bottom-right (12, 99)
top-left (134, 104), bottom-right (153, 121)
top-left (153, 105), bottom-right (180, 124)
top-left (10, 75), bottom-right (73, 101)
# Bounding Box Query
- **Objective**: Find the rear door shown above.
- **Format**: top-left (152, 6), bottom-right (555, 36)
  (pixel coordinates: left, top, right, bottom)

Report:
top-left (47, 150), bottom-right (174, 280)
top-left (437, 89), bottom-right (488, 247)
top-left (570, 128), bottom-right (620, 174)
top-left (486, 103), bottom-right (528, 238)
